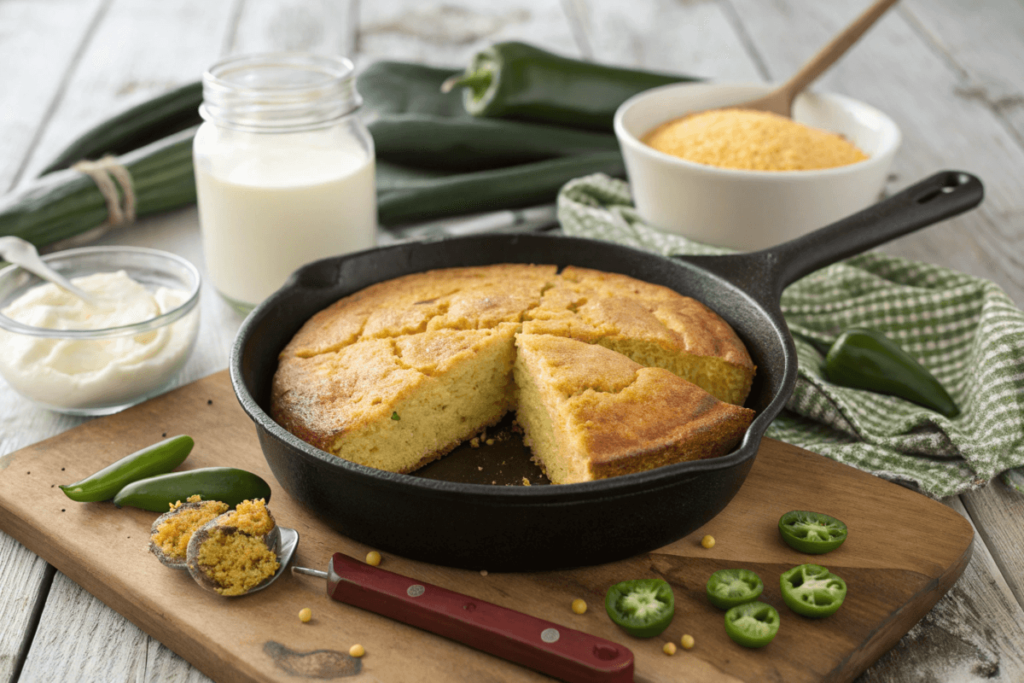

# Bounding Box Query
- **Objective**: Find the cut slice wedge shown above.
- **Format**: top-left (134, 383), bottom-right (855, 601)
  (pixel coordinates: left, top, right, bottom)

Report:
top-left (514, 334), bottom-right (755, 484)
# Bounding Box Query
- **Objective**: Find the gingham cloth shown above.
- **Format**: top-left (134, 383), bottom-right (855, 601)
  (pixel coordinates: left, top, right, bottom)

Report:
top-left (557, 174), bottom-right (1024, 498)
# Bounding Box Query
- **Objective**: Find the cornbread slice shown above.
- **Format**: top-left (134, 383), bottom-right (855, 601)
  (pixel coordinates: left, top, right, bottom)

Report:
top-left (522, 266), bottom-right (754, 406)
top-left (272, 323), bottom-right (520, 473)
top-left (514, 334), bottom-right (755, 484)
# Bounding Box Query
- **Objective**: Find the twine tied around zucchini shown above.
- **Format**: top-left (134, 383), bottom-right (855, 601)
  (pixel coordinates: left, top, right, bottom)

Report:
top-left (72, 156), bottom-right (136, 226)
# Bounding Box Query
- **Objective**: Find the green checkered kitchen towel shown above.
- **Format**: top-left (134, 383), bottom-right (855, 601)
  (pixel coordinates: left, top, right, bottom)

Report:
top-left (558, 173), bottom-right (1024, 498)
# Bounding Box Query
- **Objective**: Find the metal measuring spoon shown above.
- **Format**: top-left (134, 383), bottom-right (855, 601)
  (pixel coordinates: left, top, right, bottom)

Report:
top-left (187, 525), bottom-right (299, 596)
top-left (0, 235), bottom-right (100, 306)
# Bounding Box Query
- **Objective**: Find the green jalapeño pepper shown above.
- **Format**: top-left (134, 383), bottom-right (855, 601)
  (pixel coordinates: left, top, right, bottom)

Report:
top-left (724, 601), bottom-right (780, 648)
top-left (778, 510), bottom-right (848, 555)
top-left (59, 435), bottom-right (194, 502)
top-left (706, 569), bottom-right (764, 609)
top-left (825, 328), bottom-right (959, 418)
top-left (442, 41), bottom-right (694, 131)
top-left (604, 579), bottom-right (675, 638)
top-left (780, 564), bottom-right (847, 618)
top-left (112, 467), bottom-right (271, 512)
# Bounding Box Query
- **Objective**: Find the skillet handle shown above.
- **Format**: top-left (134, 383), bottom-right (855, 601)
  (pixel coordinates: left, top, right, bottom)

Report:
top-left (763, 170), bottom-right (983, 294)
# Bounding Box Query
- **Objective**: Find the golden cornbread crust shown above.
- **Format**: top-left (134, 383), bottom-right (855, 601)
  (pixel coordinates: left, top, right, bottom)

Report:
top-left (272, 264), bottom-right (757, 481)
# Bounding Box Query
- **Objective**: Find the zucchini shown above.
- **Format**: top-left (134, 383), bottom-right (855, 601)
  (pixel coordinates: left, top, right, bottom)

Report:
top-left (39, 81), bottom-right (203, 176)
top-left (0, 127), bottom-right (197, 250)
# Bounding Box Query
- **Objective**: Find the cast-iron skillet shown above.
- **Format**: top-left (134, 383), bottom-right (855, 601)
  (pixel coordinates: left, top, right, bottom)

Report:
top-left (232, 171), bottom-right (982, 571)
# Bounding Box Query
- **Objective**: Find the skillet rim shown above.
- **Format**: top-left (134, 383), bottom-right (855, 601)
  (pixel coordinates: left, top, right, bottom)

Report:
top-left (230, 232), bottom-right (798, 501)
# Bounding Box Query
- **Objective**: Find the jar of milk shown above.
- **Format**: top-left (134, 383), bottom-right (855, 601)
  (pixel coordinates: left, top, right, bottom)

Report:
top-left (194, 53), bottom-right (376, 312)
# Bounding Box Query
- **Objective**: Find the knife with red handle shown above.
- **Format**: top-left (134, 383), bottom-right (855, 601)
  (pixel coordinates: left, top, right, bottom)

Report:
top-left (293, 553), bottom-right (634, 683)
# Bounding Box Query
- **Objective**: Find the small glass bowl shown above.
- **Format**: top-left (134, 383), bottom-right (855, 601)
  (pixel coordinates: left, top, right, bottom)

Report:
top-left (0, 246), bottom-right (201, 416)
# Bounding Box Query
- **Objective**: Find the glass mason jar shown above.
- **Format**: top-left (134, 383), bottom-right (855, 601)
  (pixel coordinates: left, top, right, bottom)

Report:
top-left (193, 53), bottom-right (376, 312)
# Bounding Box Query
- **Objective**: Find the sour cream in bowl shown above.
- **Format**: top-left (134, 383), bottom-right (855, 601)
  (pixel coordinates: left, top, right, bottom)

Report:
top-left (0, 246), bottom-right (200, 415)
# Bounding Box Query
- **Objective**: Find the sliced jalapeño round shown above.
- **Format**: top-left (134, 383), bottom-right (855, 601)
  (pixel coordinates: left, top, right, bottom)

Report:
top-left (706, 569), bottom-right (764, 610)
top-left (604, 578), bottom-right (675, 638)
top-left (780, 564), bottom-right (847, 618)
top-left (778, 510), bottom-right (848, 554)
top-left (723, 601), bottom-right (780, 648)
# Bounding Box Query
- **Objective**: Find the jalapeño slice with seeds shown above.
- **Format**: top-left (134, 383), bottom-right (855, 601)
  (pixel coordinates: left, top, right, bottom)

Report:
top-left (604, 578), bottom-right (675, 638)
top-left (780, 564), bottom-right (848, 618)
top-left (778, 510), bottom-right (848, 554)
top-left (706, 569), bottom-right (764, 610)
top-left (724, 601), bottom-right (780, 648)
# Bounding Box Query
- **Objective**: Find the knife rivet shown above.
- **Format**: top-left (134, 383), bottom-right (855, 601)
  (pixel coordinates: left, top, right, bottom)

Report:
top-left (407, 584), bottom-right (425, 597)
top-left (541, 628), bottom-right (560, 643)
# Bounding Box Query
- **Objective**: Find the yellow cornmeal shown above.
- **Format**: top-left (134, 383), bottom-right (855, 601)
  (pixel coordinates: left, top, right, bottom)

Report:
top-left (643, 108), bottom-right (868, 171)
top-left (195, 529), bottom-right (280, 596)
top-left (151, 497), bottom-right (229, 560)
top-left (220, 498), bottom-right (275, 536)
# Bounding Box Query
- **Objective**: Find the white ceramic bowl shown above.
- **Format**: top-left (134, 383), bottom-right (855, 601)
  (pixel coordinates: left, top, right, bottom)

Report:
top-left (614, 83), bottom-right (901, 250)
top-left (0, 246), bottom-right (201, 416)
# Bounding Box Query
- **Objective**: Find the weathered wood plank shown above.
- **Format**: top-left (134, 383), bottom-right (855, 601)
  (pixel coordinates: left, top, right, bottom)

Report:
top-left (856, 497), bottom-right (1024, 682)
top-left (900, 0), bottom-right (1024, 150)
top-left (357, 0), bottom-right (583, 67)
top-left (229, 0), bottom-right (357, 57)
top-left (725, 0), bottom-right (1024, 306)
top-left (961, 481), bottom-right (1024, 610)
top-left (0, 538), bottom-right (50, 683)
top-left (0, 0), bottom-right (103, 190)
top-left (567, 0), bottom-right (763, 82)
top-left (15, 0), bottom-right (238, 185)
top-left (20, 573), bottom-right (145, 683)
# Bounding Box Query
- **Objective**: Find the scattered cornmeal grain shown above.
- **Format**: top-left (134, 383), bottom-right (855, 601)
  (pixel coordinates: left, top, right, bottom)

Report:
top-left (349, 644), bottom-right (365, 658)
top-left (663, 642), bottom-right (677, 656)
top-left (480, 570), bottom-right (488, 576)
top-left (571, 599), bottom-right (587, 615)
top-left (701, 535), bottom-right (716, 549)
top-left (366, 551), bottom-right (382, 567)
top-left (643, 109), bottom-right (868, 171)
top-left (151, 497), bottom-right (229, 561)
top-left (299, 608), bottom-right (312, 623)
top-left (681, 634), bottom-right (695, 650)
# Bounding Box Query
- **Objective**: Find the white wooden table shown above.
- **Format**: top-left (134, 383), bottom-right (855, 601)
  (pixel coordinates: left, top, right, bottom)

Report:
top-left (2, 1), bottom-right (1024, 681)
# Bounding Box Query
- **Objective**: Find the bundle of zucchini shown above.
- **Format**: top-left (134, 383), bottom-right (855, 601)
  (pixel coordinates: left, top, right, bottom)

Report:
top-left (0, 44), bottom-right (693, 249)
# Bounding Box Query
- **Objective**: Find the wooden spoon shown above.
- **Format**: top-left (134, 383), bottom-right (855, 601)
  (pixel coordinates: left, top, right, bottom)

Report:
top-left (733, 0), bottom-right (899, 117)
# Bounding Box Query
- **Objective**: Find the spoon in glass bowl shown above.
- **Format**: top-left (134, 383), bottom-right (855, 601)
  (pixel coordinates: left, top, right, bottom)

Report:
top-left (0, 236), bottom-right (101, 306)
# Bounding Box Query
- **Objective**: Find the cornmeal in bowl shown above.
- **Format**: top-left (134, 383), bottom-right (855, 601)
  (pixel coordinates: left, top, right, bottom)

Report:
top-left (271, 264), bottom-right (756, 483)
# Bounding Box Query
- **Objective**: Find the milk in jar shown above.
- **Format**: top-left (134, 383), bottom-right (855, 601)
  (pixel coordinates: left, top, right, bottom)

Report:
top-left (194, 53), bottom-right (376, 311)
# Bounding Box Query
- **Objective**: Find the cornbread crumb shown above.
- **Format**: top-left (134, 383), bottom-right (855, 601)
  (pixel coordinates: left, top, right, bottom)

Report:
top-left (195, 529), bottom-right (280, 596)
top-left (349, 644), bottom-right (365, 658)
top-left (480, 570), bottom-right (488, 576)
top-left (522, 477), bottom-right (531, 486)
top-left (486, 439), bottom-right (495, 446)
top-left (221, 499), bottom-right (275, 536)
top-left (299, 607), bottom-right (312, 623)
top-left (366, 551), bottom-right (382, 567)
top-left (643, 108), bottom-right (867, 171)
top-left (151, 499), bottom-right (229, 560)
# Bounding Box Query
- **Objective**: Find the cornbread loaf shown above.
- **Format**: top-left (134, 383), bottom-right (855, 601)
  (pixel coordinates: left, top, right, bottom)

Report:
top-left (514, 334), bottom-right (754, 483)
top-left (272, 264), bottom-right (756, 482)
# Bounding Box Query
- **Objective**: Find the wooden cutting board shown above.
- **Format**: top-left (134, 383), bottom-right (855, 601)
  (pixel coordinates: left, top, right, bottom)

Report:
top-left (0, 370), bottom-right (972, 683)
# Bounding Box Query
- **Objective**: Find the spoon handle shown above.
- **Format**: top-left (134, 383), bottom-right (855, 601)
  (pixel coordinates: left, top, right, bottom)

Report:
top-left (779, 0), bottom-right (899, 105)
top-left (322, 552), bottom-right (634, 682)
top-left (0, 236), bottom-right (99, 305)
